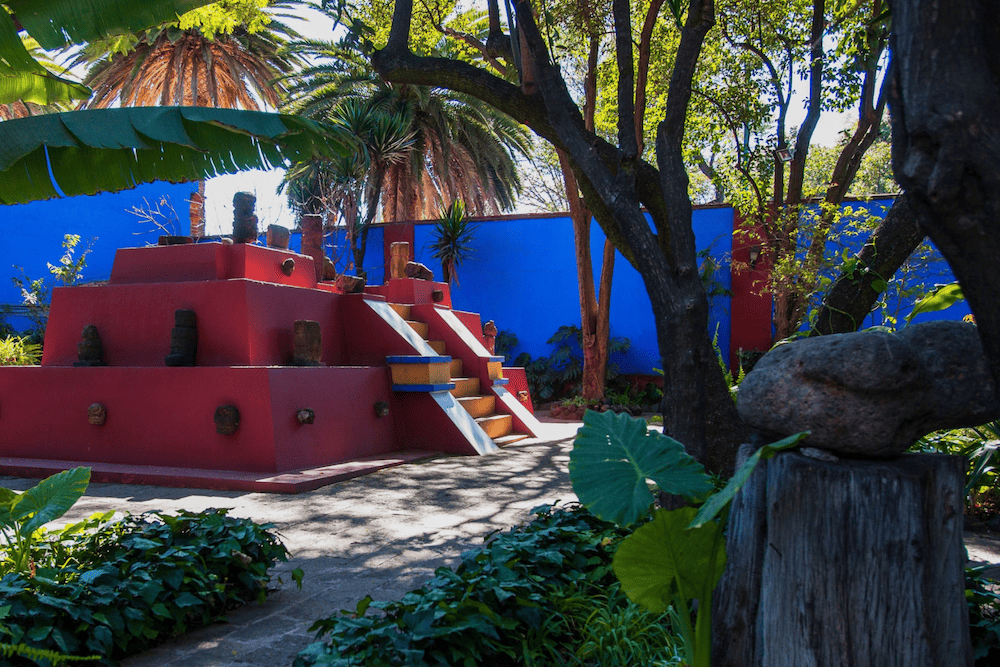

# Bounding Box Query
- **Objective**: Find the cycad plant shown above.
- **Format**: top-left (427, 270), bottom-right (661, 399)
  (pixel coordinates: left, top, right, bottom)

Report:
top-left (430, 200), bottom-right (476, 286)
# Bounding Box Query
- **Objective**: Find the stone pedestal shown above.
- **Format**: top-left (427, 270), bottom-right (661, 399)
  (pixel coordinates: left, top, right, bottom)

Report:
top-left (713, 448), bottom-right (971, 667)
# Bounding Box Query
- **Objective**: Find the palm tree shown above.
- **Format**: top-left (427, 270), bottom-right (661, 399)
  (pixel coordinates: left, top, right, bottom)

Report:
top-left (68, 2), bottom-right (302, 111)
top-left (281, 42), bottom-right (529, 223)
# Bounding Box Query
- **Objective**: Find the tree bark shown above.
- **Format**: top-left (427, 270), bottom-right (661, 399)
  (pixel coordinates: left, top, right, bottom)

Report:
top-left (889, 0), bottom-right (1000, 392)
top-left (713, 447), bottom-right (971, 667)
top-left (811, 192), bottom-right (925, 335)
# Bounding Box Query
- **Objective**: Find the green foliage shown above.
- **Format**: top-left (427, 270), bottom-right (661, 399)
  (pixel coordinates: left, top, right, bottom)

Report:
top-left (570, 411), bottom-right (713, 527)
top-left (493, 329), bottom-right (518, 364)
top-left (914, 420), bottom-right (1000, 523)
top-left (429, 200), bottom-right (476, 286)
top-left (967, 568), bottom-right (1000, 665)
top-left (0, 336), bottom-right (40, 366)
top-left (514, 326), bottom-right (630, 402)
top-left (294, 502), bottom-right (680, 667)
top-left (906, 282), bottom-right (965, 323)
top-left (8, 233), bottom-right (93, 337)
top-left (0, 108), bottom-right (355, 205)
top-left (0, 468), bottom-right (91, 574)
top-left (0, 507), bottom-right (290, 663)
top-left (570, 410), bottom-right (807, 667)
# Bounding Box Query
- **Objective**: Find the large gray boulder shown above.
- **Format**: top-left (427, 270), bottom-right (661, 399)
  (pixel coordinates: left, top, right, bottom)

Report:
top-left (737, 321), bottom-right (999, 456)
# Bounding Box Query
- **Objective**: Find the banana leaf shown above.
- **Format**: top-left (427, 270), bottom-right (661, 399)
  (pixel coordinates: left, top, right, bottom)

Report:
top-left (0, 106), bottom-right (358, 205)
top-left (6, 0), bottom-right (216, 50)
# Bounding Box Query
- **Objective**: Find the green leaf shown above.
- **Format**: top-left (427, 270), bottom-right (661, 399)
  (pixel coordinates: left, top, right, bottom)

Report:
top-left (612, 507), bottom-right (726, 612)
top-left (689, 432), bottom-right (809, 529)
top-left (906, 282), bottom-right (965, 323)
top-left (292, 567), bottom-right (304, 590)
top-left (569, 410), bottom-right (713, 527)
top-left (0, 10), bottom-right (92, 105)
top-left (6, 0), bottom-right (217, 50)
top-left (0, 107), bottom-right (358, 205)
top-left (871, 278), bottom-right (888, 293)
top-left (10, 466), bottom-right (90, 536)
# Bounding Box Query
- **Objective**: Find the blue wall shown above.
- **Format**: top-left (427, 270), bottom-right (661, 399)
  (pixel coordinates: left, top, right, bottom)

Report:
top-left (0, 181), bottom-right (197, 331)
top-left (1, 186), bottom-right (965, 374)
top-left (411, 209), bottom-right (733, 374)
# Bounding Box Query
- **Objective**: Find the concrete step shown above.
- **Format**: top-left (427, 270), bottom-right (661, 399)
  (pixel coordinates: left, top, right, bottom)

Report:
top-left (405, 320), bottom-right (428, 338)
top-left (457, 395), bottom-right (495, 418)
top-left (389, 303), bottom-right (411, 319)
top-left (493, 433), bottom-right (530, 446)
top-left (427, 340), bottom-right (447, 354)
top-left (476, 414), bottom-right (512, 439)
top-left (450, 377), bottom-right (480, 398)
top-left (449, 358), bottom-right (463, 378)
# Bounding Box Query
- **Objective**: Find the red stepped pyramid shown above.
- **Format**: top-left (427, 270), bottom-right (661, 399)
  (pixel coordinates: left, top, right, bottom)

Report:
top-left (0, 238), bottom-right (539, 493)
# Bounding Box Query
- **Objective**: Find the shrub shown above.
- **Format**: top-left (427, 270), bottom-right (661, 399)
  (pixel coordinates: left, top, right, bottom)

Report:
top-left (0, 509), bottom-right (292, 664)
top-left (0, 336), bottom-right (41, 366)
top-left (294, 503), bottom-right (682, 667)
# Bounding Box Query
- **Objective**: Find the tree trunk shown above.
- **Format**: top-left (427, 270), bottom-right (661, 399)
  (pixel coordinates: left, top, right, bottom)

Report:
top-left (889, 0), bottom-right (1000, 392)
top-left (811, 192), bottom-right (925, 335)
top-left (713, 447), bottom-right (971, 667)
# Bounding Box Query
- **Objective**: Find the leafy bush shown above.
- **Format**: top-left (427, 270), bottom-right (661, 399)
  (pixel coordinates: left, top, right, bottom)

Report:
top-left (967, 567), bottom-right (1000, 665)
top-left (294, 503), bottom-right (682, 667)
top-left (913, 420), bottom-right (1000, 523)
top-left (0, 336), bottom-right (41, 366)
top-left (514, 326), bottom-right (631, 402)
top-left (0, 508), bottom-right (292, 664)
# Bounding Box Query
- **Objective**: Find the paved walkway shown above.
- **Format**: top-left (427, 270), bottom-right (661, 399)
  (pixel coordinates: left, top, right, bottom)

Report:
top-left (4, 416), bottom-right (1000, 666)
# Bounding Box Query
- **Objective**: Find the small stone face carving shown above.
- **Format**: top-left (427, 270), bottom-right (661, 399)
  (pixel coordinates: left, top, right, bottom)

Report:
top-left (165, 309), bottom-right (197, 366)
top-left (431, 290), bottom-right (445, 303)
top-left (517, 390), bottom-right (530, 402)
top-left (281, 258), bottom-right (296, 276)
top-left (483, 320), bottom-right (498, 355)
top-left (335, 274), bottom-right (366, 294)
top-left (292, 320), bottom-right (322, 366)
top-left (75, 324), bottom-right (106, 367)
top-left (296, 408), bottom-right (315, 425)
top-left (404, 261), bottom-right (434, 281)
top-left (737, 320), bottom-right (999, 456)
top-left (267, 224), bottom-right (290, 249)
top-left (232, 192), bottom-right (258, 243)
top-left (87, 403), bottom-right (107, 425)
top-left (374, 401), bottom-right (390, 418)
top-left (215, 405), bottom-right (240, 435)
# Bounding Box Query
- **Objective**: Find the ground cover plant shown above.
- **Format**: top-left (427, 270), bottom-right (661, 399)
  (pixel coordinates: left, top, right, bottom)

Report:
top-left (294, 502), bottom-right (685, 667)
top-left (0, 468), bottom-right (295, 665)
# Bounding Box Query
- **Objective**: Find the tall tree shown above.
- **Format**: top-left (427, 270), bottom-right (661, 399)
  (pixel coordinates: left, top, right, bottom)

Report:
top-left (365, 0), bottom-right (745, 473)
top-left (890, 0), bottom-right (1000, 391)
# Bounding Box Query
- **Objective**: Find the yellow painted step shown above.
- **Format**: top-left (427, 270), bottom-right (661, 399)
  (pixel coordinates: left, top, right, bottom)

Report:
top-left (390, 303), bottom-right (411, 319)
top-left (494, 433), bottom-right (530, 446)
top-left (406, 320), bottom-right (429, 338)
top-left (476, 414), bottom-right (512, 439)
top-left (449, 358), bottom-right (463, 377)
top-left (427, 340), bottom-right (447, 354)
top-left (457, 395), bottom-right (495, 418)
top-left (450, 377), bottom-right (481, 398)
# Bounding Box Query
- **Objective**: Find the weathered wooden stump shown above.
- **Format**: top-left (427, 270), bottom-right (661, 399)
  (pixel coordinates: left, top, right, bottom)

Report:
top-left (301, 214), bottom-right (325, 281)
top-left (713, 446), bottom-right (971, 667)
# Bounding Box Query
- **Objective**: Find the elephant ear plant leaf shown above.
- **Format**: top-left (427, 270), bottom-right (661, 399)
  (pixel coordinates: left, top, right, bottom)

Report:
top-left (0, 467), bottom-right (91, 573)
top-left (569, 410), bottom-right (806, 667)
top-left (570, 409), bottom-right (714, 527)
